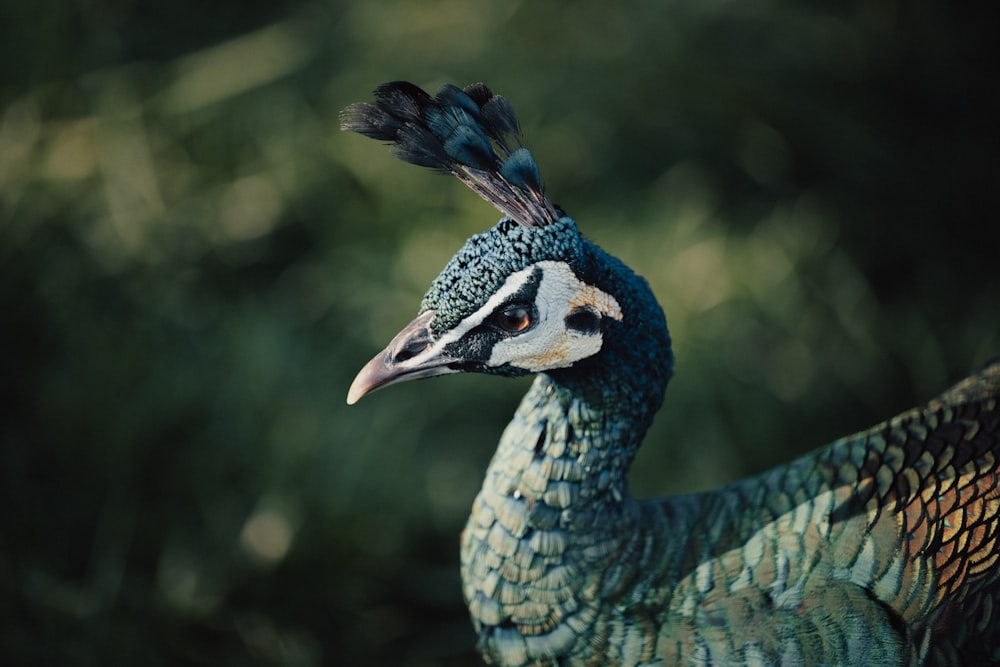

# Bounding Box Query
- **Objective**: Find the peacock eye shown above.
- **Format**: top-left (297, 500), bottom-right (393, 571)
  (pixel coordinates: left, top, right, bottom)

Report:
top-left (493, 305), bottom-right (533, 333)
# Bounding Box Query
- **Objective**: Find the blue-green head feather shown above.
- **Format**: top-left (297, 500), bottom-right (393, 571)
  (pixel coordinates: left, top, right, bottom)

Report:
top-left (421, 216), bottom-right (584, 334)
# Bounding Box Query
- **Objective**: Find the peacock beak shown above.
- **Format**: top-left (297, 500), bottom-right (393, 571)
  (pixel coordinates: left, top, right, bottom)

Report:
top-left (346, 310), bottom-right (459, 404)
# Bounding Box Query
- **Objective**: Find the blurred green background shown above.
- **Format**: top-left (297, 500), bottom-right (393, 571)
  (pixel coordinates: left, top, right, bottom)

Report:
top-left (2, 1), bottom-right (998, 664)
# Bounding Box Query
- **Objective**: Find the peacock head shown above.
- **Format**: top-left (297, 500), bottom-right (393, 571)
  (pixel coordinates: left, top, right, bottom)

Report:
top-left (343, 81), bottom-right (660, 405)
top-left (347, 213), bottom-right (628, 404)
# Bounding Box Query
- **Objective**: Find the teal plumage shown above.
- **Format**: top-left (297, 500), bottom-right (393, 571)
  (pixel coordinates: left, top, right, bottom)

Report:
top-left (420, 218), bottom-right (586, 337)
top-left (343, 82), bottom-right (1000, 666)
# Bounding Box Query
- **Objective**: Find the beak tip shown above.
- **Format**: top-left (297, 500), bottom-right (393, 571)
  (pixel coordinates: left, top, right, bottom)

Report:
top-left (346, 310), bottom-right (447, 406)
top-left (346, 371), bottom-right (373, 405)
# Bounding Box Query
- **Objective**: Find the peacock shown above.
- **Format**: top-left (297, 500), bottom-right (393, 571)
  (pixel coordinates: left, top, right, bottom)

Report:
top-left (341, 81), bottom-right (1000, 666)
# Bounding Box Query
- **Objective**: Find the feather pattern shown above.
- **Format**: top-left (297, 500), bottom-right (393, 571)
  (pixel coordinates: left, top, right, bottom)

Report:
top-left (341, 82), bottom-right (559, 228)
top-left (343, 81), bottom-right (1000, 666)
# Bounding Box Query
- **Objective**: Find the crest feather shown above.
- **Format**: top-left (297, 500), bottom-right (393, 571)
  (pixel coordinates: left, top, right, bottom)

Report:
top-left (340, 81), bottom-right (559, 228)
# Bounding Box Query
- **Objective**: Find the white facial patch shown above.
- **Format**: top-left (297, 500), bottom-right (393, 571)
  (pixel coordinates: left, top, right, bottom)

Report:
top-left (488, 261), bottom-right (622, 372)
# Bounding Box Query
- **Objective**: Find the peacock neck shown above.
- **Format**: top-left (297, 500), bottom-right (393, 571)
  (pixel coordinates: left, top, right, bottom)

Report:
top-left (545, 238), bottom-right (674, 470)
top-left (478, 238), bottom-right (673, 521)
top-left (488, 373), bottom-right (655, 513)
top-left (460, 243), bottom-right (673, 663)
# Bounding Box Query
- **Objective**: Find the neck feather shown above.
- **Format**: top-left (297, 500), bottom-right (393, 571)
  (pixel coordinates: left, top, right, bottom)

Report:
top-left (549, 239), bottom-right (673, 449)
top-left (460, 242), bottom-right (673, 663)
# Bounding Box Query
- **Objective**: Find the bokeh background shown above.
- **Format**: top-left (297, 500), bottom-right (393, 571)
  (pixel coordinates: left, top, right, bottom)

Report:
top-left (2, 1), bottom-right (998, 664)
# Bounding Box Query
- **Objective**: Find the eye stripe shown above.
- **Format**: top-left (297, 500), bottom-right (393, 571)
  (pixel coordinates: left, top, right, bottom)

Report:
top-left (425, 264), bottom-right (543, 355)
top-left (502, 266), bottom-right (543, 307)
top-left (426, 260), bottom-right (622, 374)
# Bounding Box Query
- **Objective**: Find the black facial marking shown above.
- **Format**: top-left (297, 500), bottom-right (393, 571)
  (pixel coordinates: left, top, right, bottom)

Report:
top-left (503, 266), bottom-right (543, 309)
top-left (441, 266), bottom-right (545, 366)
top-left (565, 307), bottom-right (600, 335)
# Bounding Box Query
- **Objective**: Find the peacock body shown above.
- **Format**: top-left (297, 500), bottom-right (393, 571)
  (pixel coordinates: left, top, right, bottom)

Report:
top-left (342, 81), bottom-right (1000, 666)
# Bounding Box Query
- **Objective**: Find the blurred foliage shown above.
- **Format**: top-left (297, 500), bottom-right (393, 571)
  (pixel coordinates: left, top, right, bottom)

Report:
top-left (1, 0), bottom-right (998, 665)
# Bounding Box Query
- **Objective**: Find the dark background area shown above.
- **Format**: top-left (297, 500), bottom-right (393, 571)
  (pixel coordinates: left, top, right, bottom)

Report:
top-left (1, 1), bottom-right (998, 665)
